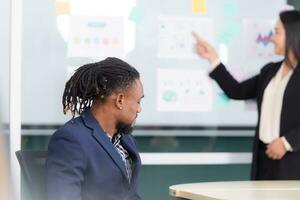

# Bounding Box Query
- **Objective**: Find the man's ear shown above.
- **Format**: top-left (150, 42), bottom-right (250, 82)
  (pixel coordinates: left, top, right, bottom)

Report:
top-left (115, 93), bottom-right (125, 110)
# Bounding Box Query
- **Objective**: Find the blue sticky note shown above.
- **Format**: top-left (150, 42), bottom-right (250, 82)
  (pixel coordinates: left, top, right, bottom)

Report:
top-left (129, 7), bottom-right (144, 23)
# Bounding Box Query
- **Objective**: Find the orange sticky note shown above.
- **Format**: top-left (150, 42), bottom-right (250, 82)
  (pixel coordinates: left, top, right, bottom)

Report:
top-left (56, 2), bottom-right (70, 16)
top-left (192, 0), bottom-right (207, 14)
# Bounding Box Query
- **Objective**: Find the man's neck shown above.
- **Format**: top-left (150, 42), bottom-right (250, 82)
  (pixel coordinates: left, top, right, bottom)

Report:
top-left (90, 106), bottom-right (117, 137)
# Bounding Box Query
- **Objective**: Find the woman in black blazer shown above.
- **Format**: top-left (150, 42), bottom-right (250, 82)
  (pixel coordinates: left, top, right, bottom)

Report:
top-left (193, 10), bottom-right (300, 180)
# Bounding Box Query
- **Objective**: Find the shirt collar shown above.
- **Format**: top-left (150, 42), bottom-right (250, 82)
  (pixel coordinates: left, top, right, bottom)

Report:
top-left (112, 133), bottom-right (122, 144)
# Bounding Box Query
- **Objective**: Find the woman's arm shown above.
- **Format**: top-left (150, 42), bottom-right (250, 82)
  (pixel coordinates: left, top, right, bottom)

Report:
top-left (193, 32), bottom-right (260, 100)
top-left (209, 63), bottom-right (259, 100)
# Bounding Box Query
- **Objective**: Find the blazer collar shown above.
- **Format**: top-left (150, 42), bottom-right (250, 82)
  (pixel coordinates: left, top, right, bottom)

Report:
top-left (121, 135), bottom-right (140, 161)
top-left (80, 109), bottom-right (129, 182)
top-left (294, 62), bottom-right (300, 73)
top-left (121, 135), bottom-right (141, 179)
top-left (263, 61), bottom-right (282, 87)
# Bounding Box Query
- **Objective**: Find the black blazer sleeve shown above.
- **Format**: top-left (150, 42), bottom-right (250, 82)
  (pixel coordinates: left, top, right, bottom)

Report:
top-left (209, 63), bottom-right (260, 100)
top-left (285, 126), bottom-right (300, 151)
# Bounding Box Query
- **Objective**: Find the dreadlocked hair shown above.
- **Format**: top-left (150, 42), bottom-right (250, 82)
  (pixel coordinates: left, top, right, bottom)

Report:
top-left (62, 57), bottom-right (140, 117)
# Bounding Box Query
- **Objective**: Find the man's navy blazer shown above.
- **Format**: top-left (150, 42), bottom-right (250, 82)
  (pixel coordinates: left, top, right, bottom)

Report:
top-left (46, 110), bottom-right (142, 200)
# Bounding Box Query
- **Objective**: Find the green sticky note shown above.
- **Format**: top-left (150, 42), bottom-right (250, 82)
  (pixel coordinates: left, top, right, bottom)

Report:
top-left (223, 2), bottom-right (238, 17)
top-left (216, 92), bottom-right (230, 107)
top-left (228, 22), bottom-right (241, 34)
top-left (219, 31), bottom-right (233, 44)
top-left (219, 22), bottom-right (240, 44)
top-left (129, 7), bottom-right (144, 23)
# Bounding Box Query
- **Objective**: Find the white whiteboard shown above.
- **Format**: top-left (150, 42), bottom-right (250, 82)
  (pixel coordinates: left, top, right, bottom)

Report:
top-left (17, 0), bottom-right (288, 126)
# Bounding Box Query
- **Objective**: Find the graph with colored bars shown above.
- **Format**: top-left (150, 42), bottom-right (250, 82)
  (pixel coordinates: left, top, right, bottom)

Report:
top-left (256, 31), bottom-right (273, 46)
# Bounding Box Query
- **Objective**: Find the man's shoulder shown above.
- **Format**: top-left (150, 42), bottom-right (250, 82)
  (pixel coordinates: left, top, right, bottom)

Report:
top-left (52, 116), bottom-right (89, 139)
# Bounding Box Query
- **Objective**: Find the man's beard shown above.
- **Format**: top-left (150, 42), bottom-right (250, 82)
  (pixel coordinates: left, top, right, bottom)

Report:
top-left (116, 121), bottom-right (134, 135)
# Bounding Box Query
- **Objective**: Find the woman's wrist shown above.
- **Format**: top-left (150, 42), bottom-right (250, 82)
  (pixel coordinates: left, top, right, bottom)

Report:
top-left (210, 58), bottom-right (221, 70)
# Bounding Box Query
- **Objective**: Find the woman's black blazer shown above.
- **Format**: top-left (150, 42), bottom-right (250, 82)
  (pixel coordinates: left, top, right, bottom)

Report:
top-left (210, 61), bottom-right (300, 179)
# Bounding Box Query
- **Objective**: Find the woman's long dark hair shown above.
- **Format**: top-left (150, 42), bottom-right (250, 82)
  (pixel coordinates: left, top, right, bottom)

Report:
top-left (62, 57), bottom-right (140, 117)
top-left (280, 10), bottom-right (300, 69)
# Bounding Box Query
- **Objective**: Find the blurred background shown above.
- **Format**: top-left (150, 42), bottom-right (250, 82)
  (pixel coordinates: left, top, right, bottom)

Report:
top-left (2, 0), bottom-right (300, 200)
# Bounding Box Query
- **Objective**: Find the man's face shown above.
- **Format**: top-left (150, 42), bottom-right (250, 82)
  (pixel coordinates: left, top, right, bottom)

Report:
top-left (117, 79), bottom-right (144, 134)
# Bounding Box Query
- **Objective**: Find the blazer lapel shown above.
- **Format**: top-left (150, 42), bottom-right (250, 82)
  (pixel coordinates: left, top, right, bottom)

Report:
top-left (258, 62), bottom-right (281, 106)
top-left (81, 110), bottom-right (128, 181)
top-left (261, 63), bottom-right (281, 91)
top-left (121, 135), bottom-right (140, 161)
top-left (121, 135), bottom-right (141, 178)
top-left (282, 63), bottom-right (300, 107)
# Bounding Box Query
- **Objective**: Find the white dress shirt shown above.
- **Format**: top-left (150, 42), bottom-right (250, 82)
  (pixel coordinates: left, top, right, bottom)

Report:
top-left (210, 60), bottom-right (293, 151)
top-left (259, 63), bottom-right (293, 151)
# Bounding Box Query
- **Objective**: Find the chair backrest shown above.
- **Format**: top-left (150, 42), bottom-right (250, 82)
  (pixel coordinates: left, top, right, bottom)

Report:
top-left (15, 150), bottom-right (47, 200)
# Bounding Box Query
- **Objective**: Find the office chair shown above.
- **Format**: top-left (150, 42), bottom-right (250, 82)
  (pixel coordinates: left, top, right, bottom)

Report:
top-left (15, 150), bottom-right (47, 200)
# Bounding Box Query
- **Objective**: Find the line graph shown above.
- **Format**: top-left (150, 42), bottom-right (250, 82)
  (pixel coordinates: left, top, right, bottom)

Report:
top-left (256, 31), bottom-right (273, 46)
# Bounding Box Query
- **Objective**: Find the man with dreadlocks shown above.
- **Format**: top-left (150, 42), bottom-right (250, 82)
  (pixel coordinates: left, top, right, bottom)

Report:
top-left (46, 57), bottom-right (144, 200)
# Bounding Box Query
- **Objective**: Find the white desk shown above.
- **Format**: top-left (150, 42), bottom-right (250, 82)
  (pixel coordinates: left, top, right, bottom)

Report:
top-left (170, 181), bottom-right (300, 200)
